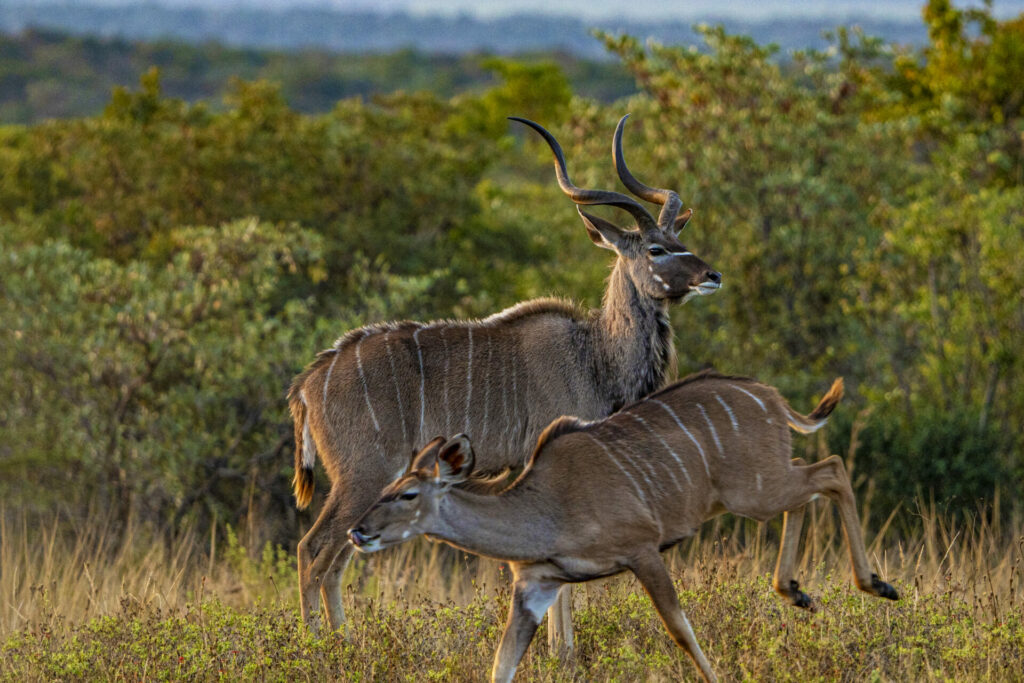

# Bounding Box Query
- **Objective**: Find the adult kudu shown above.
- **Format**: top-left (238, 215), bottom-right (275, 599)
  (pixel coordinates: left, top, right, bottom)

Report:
top-left (287, 115), bottom-right (722, 643)
top-left (349, 372), bottom-right (899, 682)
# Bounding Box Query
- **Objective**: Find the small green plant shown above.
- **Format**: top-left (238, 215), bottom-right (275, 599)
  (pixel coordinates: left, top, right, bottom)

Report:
top-left (221, 525), bottom-right (298, 604)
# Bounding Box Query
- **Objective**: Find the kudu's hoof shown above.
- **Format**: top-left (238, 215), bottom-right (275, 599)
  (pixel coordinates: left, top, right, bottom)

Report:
top-left (788, 580), bottom-right (813, 609)
top-left (871, 573), bottom-right (899, 601)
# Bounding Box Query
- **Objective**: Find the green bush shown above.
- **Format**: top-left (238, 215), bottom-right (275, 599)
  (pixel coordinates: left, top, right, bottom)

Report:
top-left (0, 220), bottom-right (436, 542)
top-left (828, 408), bottom-right (1015, 525)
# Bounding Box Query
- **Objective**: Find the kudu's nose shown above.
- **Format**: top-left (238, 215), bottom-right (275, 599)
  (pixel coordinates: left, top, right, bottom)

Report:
top-left (705, 270), bottom-right (722, 284)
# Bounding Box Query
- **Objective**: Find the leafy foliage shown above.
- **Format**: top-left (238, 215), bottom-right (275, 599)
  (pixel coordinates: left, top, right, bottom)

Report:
top-left (1, 0), bottom-right (1023, 545)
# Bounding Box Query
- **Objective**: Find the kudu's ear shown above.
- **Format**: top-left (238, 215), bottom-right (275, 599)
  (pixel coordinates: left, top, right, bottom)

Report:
top-left (435, 434), bottom-right (475, 484)
top-left (578, 208), bottom-right (632, 252)
top-left (410, 436), bottom-right (446, 473)
top-left (672, 208), bottom-right (693, 236)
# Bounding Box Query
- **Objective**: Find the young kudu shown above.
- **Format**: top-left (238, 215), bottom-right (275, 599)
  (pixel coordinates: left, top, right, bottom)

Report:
top-left (349, 371), bottom-right (899, 683)
top-left (288, 116), bottom-right (722, 641)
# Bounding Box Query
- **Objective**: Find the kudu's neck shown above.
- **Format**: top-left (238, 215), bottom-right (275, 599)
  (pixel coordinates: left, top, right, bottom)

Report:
top-left (429, 487), bottom-right (562, 562)
top-left (594, 260), bottom-right (674, 410)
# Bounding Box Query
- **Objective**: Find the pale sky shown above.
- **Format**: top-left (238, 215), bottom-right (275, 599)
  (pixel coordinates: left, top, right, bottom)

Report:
top-left (22, 0), bottom-right (1024, 21)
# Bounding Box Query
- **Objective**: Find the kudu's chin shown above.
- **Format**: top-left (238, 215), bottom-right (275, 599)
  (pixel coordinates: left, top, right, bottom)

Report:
top-left (693, 281), bottom-right (721, 296)
top-left (672, 281), bottom-right (721, 303)
top-left (348, 529), bottom-right (383, 553)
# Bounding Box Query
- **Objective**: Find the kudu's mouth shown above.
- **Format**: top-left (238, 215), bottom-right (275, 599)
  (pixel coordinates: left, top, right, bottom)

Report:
top-left (675, 277), bottom-right (721, 303)
top-left (692, 281), bottom-right (721, 296)
top-left (348, 528), bottom-right (382, 553)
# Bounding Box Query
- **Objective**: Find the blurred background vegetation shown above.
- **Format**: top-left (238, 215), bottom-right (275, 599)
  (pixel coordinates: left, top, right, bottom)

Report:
top-left (1, 0), bottom-right (1022, 558)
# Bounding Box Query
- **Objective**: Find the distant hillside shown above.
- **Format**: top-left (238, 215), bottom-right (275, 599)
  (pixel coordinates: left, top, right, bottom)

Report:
top-left (0, 3), bottom-right (928, 57)
top-left (0, 29), bottom-right (636, 124)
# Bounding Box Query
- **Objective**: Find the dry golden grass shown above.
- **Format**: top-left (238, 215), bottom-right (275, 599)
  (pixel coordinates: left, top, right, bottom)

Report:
top-left (2, 497), bottom-right (1022, 681)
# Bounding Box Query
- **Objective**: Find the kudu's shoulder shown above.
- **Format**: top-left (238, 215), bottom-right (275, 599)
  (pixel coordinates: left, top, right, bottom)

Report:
top-left (336, 297), bottom-right (585, 349)
top-left (480, 297), bottom-right (588, 327)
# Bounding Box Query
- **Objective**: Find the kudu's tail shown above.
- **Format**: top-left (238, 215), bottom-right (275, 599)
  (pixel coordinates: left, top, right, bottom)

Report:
top-left (289, 388), bottom-right (316, 510)
top-left (785, 377), bottom-right (844, 434)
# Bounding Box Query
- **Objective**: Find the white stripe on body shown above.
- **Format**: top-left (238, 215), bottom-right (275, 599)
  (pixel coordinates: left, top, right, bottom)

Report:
top-left (609, 439), bottom-right (665, 534)
top-left (385, 331), bottom-right (409, 445)
top-left (414, 327), bottom-right (427, 444)
top-left (322, 350), bottom-right (339, 406)
top-left (499, 350), bottom-right (510, 452)
top-left (696, 403), bottom-right (723, 456)
top-left (651, 399), bottom-right (710, 479)
top-left (622, 412), bottom-right (692, 488)
top-left (583, 433), bottom-right (647, 505)
top-left (612, 438), bottom-right (666, 500)
top-left (620, 431), bottom-right (681, 498)
top-left (510, 352), bottom-right (522, 450)
top-left (299, 389), bottom-right (316, 468)
top-left (464, 327), bottom-right (474, 434)
top-left (479, 335), bottom-right (493, 444)
top-left (355, 334), bottom-right (381, 432)
top-left (632, 440), bottom-right (679, 501)
top-left (714, 393), bottom-right (739, 433)
top-left (731, 384), bottom-right (767, 412)
top-left (440, 327), bottom-right (451, 434)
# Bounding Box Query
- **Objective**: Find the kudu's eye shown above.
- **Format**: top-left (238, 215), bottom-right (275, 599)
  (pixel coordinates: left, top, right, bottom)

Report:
top-left (648, 245), bottom-right (667, 257)
top-left (400, 491), bottom-right (419, 501)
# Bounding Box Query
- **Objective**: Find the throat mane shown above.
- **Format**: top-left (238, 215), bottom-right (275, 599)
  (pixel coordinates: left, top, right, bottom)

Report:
top-left (641, 309), bottom-right (674, 398)
top-left (599, 265), bottom-right (676, 411)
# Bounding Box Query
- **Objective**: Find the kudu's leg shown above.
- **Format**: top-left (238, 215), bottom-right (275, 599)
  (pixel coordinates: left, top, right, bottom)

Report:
top-left (630, 551), bottom-right (717, 683)
top-left (807, 456), bottom-right (898, 600)
top-left (773, 457), bottom-right (811, 608)
top-left (297, 488), bottom-right (342, 632)
top-left (298, 482), bottom-right (381, 633)
top-left (771, 456), bottom-right (898, 602)
top-left (545, 586), bottom-right (574, 658)
top-left (321, 543), bottom-right (355, 632)
top-left (492, 575), bottom-right (561, 683)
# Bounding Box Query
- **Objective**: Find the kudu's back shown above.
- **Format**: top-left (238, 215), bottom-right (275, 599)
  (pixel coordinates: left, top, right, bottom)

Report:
top-left (529, 371), bottom-right (844, 544)
top-left (290, 304), bottom-right (611, 503)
